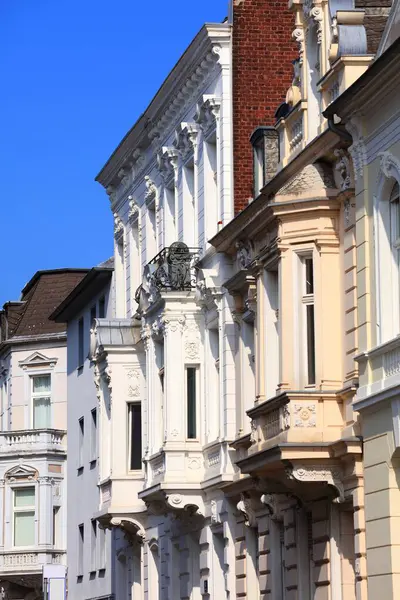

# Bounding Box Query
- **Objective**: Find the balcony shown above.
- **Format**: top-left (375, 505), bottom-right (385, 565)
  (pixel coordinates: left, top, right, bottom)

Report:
top-left (276, 102), bottom-right (306, 167)
top-left (0, 430), bottom-right (66, 457)
top-left (135, 243), bottom-right (201, 313)
top-left (0, 550), bottom-right (66, 573)
top-left (356, 336), bottom-right (400, 405)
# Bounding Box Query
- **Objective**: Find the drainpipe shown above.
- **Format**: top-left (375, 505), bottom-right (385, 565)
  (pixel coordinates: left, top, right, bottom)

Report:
top-left (327, 116), bottom-right (352, 143)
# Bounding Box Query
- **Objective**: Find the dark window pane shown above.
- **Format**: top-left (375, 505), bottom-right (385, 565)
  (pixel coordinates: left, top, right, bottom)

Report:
top-left (129, 404), bottom-right (142, 470)
top-left (99, 297), bottom-right (106, 319)
top-left (305, 258), bottom-right (314, 294)
top-left (306, 305), bottom-right (316, 385)
top-left (187, 368), bottom-right (197, 439)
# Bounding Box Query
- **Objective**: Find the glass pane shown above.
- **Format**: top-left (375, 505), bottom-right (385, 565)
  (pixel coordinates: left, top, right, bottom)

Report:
top-left (129, 403), bottom-right (142, 470)
top-left (14, 512), bottom-right (35, 546)
top-left (306, 305), bottom-right (316, 385)
top-left (33, 397), bottom-right (51, 429)
top-left (305, 258), bottom-right (314, 294)
top-left (32, 375), bottom-right (50, 393)
top-left (187, 368), bottom-right (197, 439)
top-left (14, 488), bottom-right (35, 507)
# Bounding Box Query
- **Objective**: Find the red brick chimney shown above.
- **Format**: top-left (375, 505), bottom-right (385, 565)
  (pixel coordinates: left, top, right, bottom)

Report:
top-left (232, 0), bottom-right (297, 213)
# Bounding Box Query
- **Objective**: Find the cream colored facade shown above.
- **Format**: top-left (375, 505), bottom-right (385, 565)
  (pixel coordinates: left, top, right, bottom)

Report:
top-left (324, 2), bottom-right (400, 596)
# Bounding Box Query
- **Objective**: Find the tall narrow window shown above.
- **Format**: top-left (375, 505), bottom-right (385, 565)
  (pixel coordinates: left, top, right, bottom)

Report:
top-left (78, 317), bottom-right (84, 367)
top-left (78, 417), bottom-right (84, 468)
top-left (302, 256), bottom-right (316, 385)
top-left (128, 403), bottom-right (142, 471)
top-left (98, 524), bottom-right (106, 570)
top-left (31, 375), bottom-right (51, 429)
top-left (13, 487), bottom-right (35, 547)
top-left (53, 507), bottom-right (60, 547)
top-left (90, 408), bottom-right (97, 463)
top-left (98, 296), bottom-right (106, 319)
top-left (186, 367), bottom-right (197, 439)
top-left (78, 524), bottom-right (84, 575)
top-left (91, 520), bottom-right (97, 572)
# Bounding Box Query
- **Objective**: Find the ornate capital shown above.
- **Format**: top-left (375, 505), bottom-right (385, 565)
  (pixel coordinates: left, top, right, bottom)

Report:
top-left (174, 122), bottom-right (200, 162)
top-left (195, 95), bottom-right (221, 138)
top-left (157, 147), bottom-right (179, 187)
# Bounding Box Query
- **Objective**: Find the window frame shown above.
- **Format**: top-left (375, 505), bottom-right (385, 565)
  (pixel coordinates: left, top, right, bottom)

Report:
top-left (127, 402), bottom-right (142, 472)
top-left (294, 250), bottom-right (316, 388)
top-left (13, 486), bottom-right (36, 548)
top-left (185, 365), bottom-right (200, 440)
top-left (30, 373), bottom-right (52, 430)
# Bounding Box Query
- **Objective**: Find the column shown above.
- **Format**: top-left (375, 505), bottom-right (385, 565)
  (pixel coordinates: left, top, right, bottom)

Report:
top-left (38, 477), bottom-right (53, 547)
top-left (0, 479), bottom-right (5, 548)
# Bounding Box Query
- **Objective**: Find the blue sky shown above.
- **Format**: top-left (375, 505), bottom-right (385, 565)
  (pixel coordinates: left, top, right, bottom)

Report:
top-left (0, 0), bottom-right (226, 306)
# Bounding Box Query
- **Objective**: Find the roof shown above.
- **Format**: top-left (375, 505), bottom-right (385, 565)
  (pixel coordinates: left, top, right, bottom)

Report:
top-left (0, 269), bottom-right (89, 342)
top-left (50, 266), bottom-right (113, 323)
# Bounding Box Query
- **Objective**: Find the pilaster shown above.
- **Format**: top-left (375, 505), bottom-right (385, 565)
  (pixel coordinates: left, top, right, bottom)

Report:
top-left (38, 476), bottom-right (53, 547)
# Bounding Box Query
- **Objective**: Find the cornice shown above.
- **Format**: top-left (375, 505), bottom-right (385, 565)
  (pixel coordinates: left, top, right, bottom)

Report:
top-left (96, 23), bottom-right (230, 191)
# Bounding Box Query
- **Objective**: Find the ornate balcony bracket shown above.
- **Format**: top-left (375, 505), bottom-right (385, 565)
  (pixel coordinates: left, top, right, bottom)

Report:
top-left (108, 517), bottom-right (145, 545)
top-left (286, 464), bottom-right (345, 502)
top-left (236, 492), bottom-right (264, 528)
top-left (260, 493), bottom-right (298, 521)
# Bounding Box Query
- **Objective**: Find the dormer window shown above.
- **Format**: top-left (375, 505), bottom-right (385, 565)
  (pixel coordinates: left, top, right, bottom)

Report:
top-left (250, 127), bottom-right (279, 198)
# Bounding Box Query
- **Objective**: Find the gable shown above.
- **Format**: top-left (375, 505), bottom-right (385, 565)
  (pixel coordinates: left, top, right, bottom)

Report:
top-left (18, 351), bottom-right (58, 370)
top-left (5, 465), bottom-right (38, 480)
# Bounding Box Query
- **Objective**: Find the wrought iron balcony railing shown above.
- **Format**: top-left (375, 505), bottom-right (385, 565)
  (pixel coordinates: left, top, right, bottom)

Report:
top-left (135, 243), bottom-right (200, 311)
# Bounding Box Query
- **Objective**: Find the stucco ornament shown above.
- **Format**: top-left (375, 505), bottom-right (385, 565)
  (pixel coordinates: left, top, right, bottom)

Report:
top-left (261, 493), bottom-right (296, 520)
top-left (292, 27), bottom-right (305, 64)
top-left (235, 239), bottom-right (253, 269)
top-left (378, 151), bottom-right (400, 181)
top-left (144, 176), bottom-right (157, 207)
top-left (128, 196), bottom-right (139, 222)
top-left (334, 149), bottom-right (353, 191)
top-left (174, 122), bottom-right (200, 162)
top-left (277, 162), bottom-right (335, 195)
top-left (184, 340), bottom-right (200, 360)
top-left (127, 369), bottom-right (140, 398)
top-left (157, 147), bottom-right (179, 186)
top-left (194, 95), bottom-right (221, 138)
top-left (281, 404), bottom-right (291, 430)
top-left (113, 213), bottom-right (124, 238)
top-left (286, 59), bottom-right (302, 107)
top-left (293, 403), bottom-right (316, 427)
top-left (287, 464), bottom-right (344, 502)
top-left (237, 493), bottom-right (259, 528)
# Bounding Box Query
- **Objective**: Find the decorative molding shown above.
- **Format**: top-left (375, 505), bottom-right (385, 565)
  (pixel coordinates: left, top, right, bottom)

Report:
top-left (235, 240), bottom-right (253, 270)
top-left (277, 162), bottom-right (336, 195)
top-left (334, 149), bottom-right (354, 192)
top-left (18, 352), bottom-right (58, 370)
top-left (157, 147), bottom-right (179, 188)
top-left (346, 117), bottom-right (366, 182)
top-left (5, 465), bottom-right (38, 481)
top-left (144, 176), bottom-right (157, 209)
top-left (379, 151), bottom-right (400, 181)
top-left (114, 213), bottom-right (124, 240)
top-left (292, 27), bottom-right (305, 64)
top-left (287, 464), bottom-right (344, 501)
top-left (109, 517), bottom-right (145, 543)
top-left (261, 493), bottom-right (297, 520)
top-left (293, 403), bottom-right (317, 427)
top-left (128, 196), bottom-right (139, 223)
top-left (166, 493), bottom-right (205, 517)
top-left (310, 5), bottom-right (323, 44)
top-left (126, 368), bottom-right (141, 398)
top-left (194, 95), bottom-right (221, 138)
top-left (174, 122), bottom-right (200, 163)
top-left (236, 493), bottom-right (260, 528)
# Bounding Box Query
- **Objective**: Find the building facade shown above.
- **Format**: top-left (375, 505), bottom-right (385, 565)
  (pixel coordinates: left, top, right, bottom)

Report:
top-left (50, 263), bottom-right (116, 600)
top-left (210, 0), bottom-right (391, 598)
top-left (324, 3), bottom-right (400, 596)
top-left (0, 269), bottom-right (86, 600)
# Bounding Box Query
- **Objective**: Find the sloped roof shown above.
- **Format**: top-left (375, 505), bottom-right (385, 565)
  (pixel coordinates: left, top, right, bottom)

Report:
top-left (1, 269), bottom-right (88, 341)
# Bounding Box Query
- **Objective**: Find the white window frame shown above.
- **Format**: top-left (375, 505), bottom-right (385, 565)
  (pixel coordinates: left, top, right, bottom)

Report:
top-left (12, 485), bottom-right (36, 548)
top-left (374, 157), bottom-right (400, 344)
top-left (185, 365), bottom-right (200, 441)
top-left (30, 373), bottom-right (52, 430)
top-left (294, 250), bottom-right (316, 388)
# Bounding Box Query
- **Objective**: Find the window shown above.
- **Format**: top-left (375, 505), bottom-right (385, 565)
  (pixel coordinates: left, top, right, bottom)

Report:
top-left (301, 256), bottom-right (316, 386)
top-left (53, 507), bottom-right (60, 546)
top-left (90, 409), bottom-right (97, 463)
top-left (31, 375), bottom-right (51, 429)
top-left (78, 524), bottom-right (84, 575)
top-left (186, 367), bottom-right (198, 439)
top-left (98, 524), bottom-right (106, 570)
top-left (78, 317), bottom-right (84, 367)
top-left (390, 182), bottom-right (400, 256)
top-left (90, 305), bottom-right (96, 328)
top-left (91, 520), bottom-right (97, 572)
top-left (78, 417), bottom-right (84, 468)
top-left (13, 487), bottom-right (35, 547)
top-left (98, 296), bottom-right (106, 319)
top-left (128, 403), bottom-right (142, 471)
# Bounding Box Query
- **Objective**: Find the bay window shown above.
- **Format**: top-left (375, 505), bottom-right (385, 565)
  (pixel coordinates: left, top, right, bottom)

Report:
top-left (31, 374), bottom-right (51, 428)
top-left (13, 487), bottom-right (35, 547)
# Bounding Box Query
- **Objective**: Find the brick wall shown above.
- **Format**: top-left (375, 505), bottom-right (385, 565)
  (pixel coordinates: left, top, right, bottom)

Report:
top-left (232, 0), bottom-right (297, 213)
